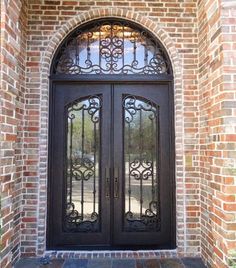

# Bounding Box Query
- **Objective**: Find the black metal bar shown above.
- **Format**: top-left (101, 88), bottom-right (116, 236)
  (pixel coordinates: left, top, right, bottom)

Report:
top-left (151, 114), bottom-right (154, 200)
top-left (87, 33), bottom-right (90, 63)
top-left (139, 109), bottom-right (143, 217)
top-left (133, 36), bottom-right (136, 63)
top-left (122, 24), bottom-right (124, 74)
top-left (140, 109), bottom-right (143, 156)
top-left (110, 24), bottom-right (113, 74)
top-left (156, 107), bottom-right (160, 206)
top-left (128, 121), bottom-right (131, 212)
top-left (69, 115), bottom-right (73, 204)
top-left (81, 109), bottom-right (85, 220)
top-left (93, 121), bottom-right (97, 211)
top-left (99, 26), bottom-right (101, 71)
top-left (76, 33), bottom-right (79, 66)
top-left (144, 44), bottom-right (148, 66)
top-left (82, 109), bottom-right (85, 159)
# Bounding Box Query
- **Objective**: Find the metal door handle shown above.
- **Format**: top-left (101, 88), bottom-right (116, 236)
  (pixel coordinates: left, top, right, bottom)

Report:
top-left (105, 167), bottom-right (110, 199)
top-left (114, 167), bottom-right (119, 198)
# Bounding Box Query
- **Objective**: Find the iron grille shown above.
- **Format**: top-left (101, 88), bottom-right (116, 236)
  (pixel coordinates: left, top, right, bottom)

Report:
top-left (52, 20), bottom-right (171, 75)
top-left (123, 95), bottom-right (161, 232)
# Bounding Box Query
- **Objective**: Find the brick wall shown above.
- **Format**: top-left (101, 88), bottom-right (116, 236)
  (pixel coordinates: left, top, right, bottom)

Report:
top-left (198, 0), bottom-right (236, 267)
top-left (24, 0), bottom-right (199, 260)
top-left (220, 2), bottom-right (236, 266)
top-left (26, 0), bottom-right (200, 254)
top-left (0, 0), bottom-right (28, 267)
top-left (0, 0), bottom-right (236, 268)
top-left (198, 0), bottom-right (222, 266)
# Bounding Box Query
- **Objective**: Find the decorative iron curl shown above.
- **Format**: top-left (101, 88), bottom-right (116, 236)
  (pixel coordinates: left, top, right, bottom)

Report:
top-left (123, 95), bottom-right (157, 123)
top-left (124, 201), bottom-right (160, 232)
top-left (66, 202), bottom-right (99, 231)
top-left (68, 95), bottom-right (102, 123)
top-left (130, 159), bottom-right (153, 180)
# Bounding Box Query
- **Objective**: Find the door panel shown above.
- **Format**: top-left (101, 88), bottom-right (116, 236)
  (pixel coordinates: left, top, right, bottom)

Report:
top-left (113, 84), bottom-right (174, 248)
top-left (48, 82), bottom-right (175, 249)
top-left (48, 83), bottom-right (111, 249)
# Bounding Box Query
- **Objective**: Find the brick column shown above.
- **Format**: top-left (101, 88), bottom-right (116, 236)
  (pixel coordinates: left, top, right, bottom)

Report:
top-left (198, 0), bottom-right (236, 267)
top-left (0, 0), bottom-right (28, 267)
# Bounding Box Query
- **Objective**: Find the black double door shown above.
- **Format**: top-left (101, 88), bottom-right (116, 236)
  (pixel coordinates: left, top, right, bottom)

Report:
top-left (48, 82), bottom-right (175, 250)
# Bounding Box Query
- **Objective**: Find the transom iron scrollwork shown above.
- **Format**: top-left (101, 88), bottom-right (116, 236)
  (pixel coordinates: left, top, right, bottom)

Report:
top-left (53, 20), bottom-right (171, 75)
top-left (123, 95), bottom-right (160, 232)
top-left (65, 95), bottom-right (101, 232)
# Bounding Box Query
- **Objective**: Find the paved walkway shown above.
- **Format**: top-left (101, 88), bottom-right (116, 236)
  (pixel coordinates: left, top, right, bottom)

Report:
top-left (14, 257), bottom-right (207, 268)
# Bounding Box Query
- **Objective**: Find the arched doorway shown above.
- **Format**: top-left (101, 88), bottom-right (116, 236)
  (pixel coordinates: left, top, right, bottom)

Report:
top-left (47, 19), bottom-right (175, 250)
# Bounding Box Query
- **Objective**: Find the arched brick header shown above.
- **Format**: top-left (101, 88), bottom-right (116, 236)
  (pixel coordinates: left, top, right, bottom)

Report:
top-left (38, 8), bottom-right (185, 255)
top-left (41, 8), bottom-right (182, 79)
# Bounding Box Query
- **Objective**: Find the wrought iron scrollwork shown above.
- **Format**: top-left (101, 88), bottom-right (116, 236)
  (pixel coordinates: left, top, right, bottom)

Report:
top-left (123, 95), bottom-right (160, 232)
top-left (65, 95), bottom-right (101, 232)
top-left (71, 158), bottom-right (94, 182)
top-left (66, 202), bottom-right (99, 232)
top-left (53, 20), bottom-right (171, 75)
top-left (68, 96), bottom-right (102, 123)
top-left (125, 200), bottom-right (160, 232)
top-left (130, 159), bottom-right (153, 181)
top-left (124, 95), bottom-right (157, 123)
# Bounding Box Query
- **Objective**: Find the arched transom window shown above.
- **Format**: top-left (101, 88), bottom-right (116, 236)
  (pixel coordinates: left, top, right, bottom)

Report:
top-left (52, 20), bottom-right (172, 75)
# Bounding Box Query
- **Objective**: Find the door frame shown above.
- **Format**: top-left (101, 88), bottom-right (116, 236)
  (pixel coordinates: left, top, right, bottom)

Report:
top-left (47, 75), bottom-right (176, 250)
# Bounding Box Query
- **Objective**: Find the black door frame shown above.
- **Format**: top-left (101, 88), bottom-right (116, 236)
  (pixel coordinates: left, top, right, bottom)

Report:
top-left (47, 75), bottom-right (176, 250)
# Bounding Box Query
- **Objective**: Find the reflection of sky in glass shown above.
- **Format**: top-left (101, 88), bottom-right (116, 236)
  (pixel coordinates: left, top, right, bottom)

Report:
top-left (75, 38), bottom-right (156, 70)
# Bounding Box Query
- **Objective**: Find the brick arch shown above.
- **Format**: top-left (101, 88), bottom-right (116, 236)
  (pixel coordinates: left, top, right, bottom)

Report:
top-left (41, 8), bottom-right (181, 78)
top-left (38, 8), bottom-right (185, 255)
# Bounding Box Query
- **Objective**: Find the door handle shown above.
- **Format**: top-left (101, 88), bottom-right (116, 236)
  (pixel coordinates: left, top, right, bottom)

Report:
top-left (105, 167), bottom-right (110, 199)
top-left (114, 167), bottom-right (119, 198)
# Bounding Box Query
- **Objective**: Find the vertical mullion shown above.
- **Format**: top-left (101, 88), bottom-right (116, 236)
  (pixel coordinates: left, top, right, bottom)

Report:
top-left (81, 109), bottom-right (85, 220)
top-left (99, 26), bottom-right (101, 72)
top-left (151, 115), bottom-right (154, 201)
top-left (93, 121), bottom-right (97, 213)
top-left (156, 108), bottom-right (160, 213)
top-left (139, 109), bottom-right (143, 217)
top-left (133, 37), bottom-right (137, 64)
top-left (122, 24), bottom-right (125, 74)
top-left (144, 44), bottom-right (148, 67)
top-left (76, 33), bottom-right (79, 66)
top-left (128, 121), bottom-right (131, 212)
top-left (111, 23), bottom-right (113, 74)
top-left (69, 115), bottom-right (73, 204)
top-left (87, 33), bottom-right (91, 64)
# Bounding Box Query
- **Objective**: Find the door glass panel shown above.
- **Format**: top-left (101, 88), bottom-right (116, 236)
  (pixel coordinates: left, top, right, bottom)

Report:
top-left (123, 95), bottom-right (160, 232)
top-left (65, 95), bottom-right (101, 232)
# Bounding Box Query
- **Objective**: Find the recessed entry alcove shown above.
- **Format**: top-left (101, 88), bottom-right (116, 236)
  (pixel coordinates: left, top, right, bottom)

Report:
top-left (47, 18), bottom-right (175, 250)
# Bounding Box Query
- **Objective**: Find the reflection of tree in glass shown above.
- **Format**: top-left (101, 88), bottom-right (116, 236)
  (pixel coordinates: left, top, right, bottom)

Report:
top-left (68, 111), bottom-right (99, 161)
top-left (125, 110), bottom-right (157, 161)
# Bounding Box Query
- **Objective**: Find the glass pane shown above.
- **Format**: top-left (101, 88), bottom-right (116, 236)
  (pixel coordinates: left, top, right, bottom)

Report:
top-left (65, 95), bottom-right (101, 232)
top-left (55, 21), bottom-right (169, 75)
top-left (123, 95), bottom-right (160, 232)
